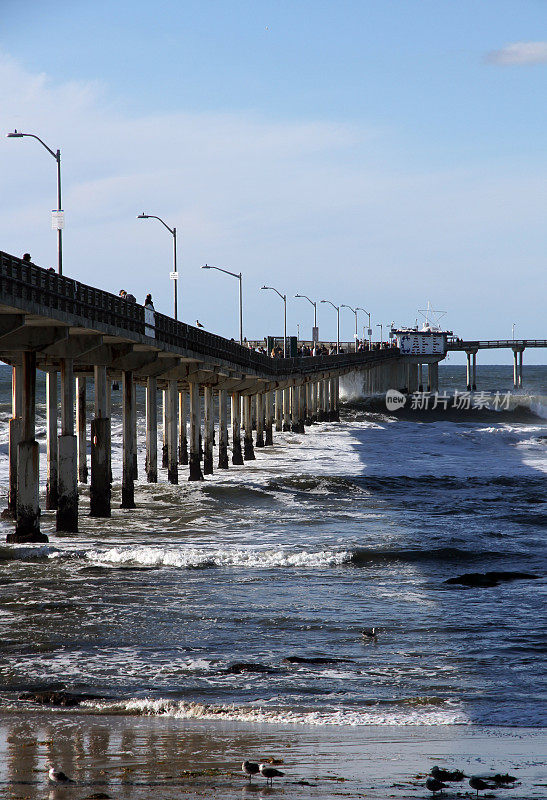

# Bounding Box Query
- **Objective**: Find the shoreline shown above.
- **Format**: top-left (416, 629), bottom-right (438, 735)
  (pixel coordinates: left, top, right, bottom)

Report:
top-left (0, 712), bottom-right (545, 799)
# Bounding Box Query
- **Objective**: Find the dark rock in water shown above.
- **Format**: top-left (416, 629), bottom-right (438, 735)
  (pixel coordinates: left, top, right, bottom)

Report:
top-left (82, 794), bottom-right (112, 799)
top-left (445, 571), bottom-right (539, 588)
top-left (19, 690), bottom-right (103, 707)
top-left (492, 773), bottom-right (517, 785)
top-left (431, 766), bottom-right (465, 781)
top-left (283, 656), bottom-right (354, 665)
top-left (225, 662), bottom-right (273, 674)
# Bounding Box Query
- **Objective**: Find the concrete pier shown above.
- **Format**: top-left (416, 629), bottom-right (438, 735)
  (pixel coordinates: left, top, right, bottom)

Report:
top-left (45, 371), bottom-right (58, 510)
top-left (513, 348), bottom-right (524, 388)
top-left (76, 376), bottom-right (88, 483)
top-left (243, 394), bottom-right (255, 460)
top-left (290, 385), bottom-right (300, 433)
top-left (167, 379), bottom-right (179, 484)
top-left (203, 386), bottom-right (214, 474)
top-left (283, 387), bottom-right (291, 431)
top-left (218, 388), bottom-right (229, 468)
top-left (10, 353), bottom-right (45, 542)
top-left (90, 365), bottom-right (111, 517)
top-left (6, 365), bottom-right (22, 519)
top-left (145, 377), bottom-right (158, 483)
top-left (265, 390), bottom-right (274, 445)
top-left (255, 392), bottom-right (265, 447)
top-left (231, 392), bottom-right (243, 465)
top-left (57, 358), bottom-right (78, 532)
top-left (121, 370), bottom-right (136, 508)
top-left (188, 382), bottom-right (204, 480)
top-left (162, 388), bottom-right (168, 469)
top-left (428, 362), bottom-right (439, 393)
top-left (275, 389), bottom-right (282, 431)
top-left (178, 390), bottom-right (188, 465)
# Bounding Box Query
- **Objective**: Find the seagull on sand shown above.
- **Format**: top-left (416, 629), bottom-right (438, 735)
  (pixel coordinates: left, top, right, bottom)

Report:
top-left (469, 776), bottom-right (496, 796)
top-left (242, 761), bottom-right (260, 782)
top-left (48, 766), bottom-right (74, 783)
top-left (259, 763), bottom-right (285, 785)
top-left (426, 776), bottom-right (447, 795)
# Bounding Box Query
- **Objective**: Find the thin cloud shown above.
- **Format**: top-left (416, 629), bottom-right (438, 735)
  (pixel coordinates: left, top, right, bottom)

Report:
top-left (486, 41), bottom-right (547, 65)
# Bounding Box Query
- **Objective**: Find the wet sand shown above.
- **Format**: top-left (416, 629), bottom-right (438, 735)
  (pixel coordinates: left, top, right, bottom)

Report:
top-left (0, 712), bottom-right (545, 799)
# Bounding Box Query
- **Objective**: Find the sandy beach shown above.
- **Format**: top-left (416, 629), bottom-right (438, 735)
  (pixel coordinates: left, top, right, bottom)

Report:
top-left (0, 712), bottom-right (545, 799)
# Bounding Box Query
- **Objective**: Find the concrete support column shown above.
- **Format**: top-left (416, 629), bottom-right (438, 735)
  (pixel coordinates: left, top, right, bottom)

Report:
top-left (76, 377), bottom-right (88, 484)
top-left (466, 354), bottom-right (472, 391)
top-left (218, 389), bottom-right (229, 468)
top-left (231, 392), bottom-right (244, 465)
top-left (167, 380), bottom-right (179, 484)
top-left (304, 383), bottom-right (312, 425)
top-left (145, 377), bottom-right (158, 483)
top-left (120, 370), bottom-right (136, 508)
top-left (243, 394), bottom-right (255, 460)
top-left (10, 353), bottom-right (45, 542)
top-left (188, 382), bottom-right (204, 480)
top-left (275, 389), bottom-right (283, 431)
top-left (428, 362), bottom-right (439, 393)
top-left (90, 365), bottom-right (111, 517)
top-left (310, 381), bottom-right (318, 422)
top-left (282, 387), bottom-right (291, 431)
top-left (518, 350), bottom-right (523, 388)
top-left (45, 371), bottom-right (58, 510)
top-left (162, 389), bottom-right (168, 469)
top-left (203, 386), bottom-right (214, 475)
top-left (513, 350), bottom-right (518, 388)
top-left (255, 392), bottom-right (265, 447)
top-left (178, 391), bottom-right (188, 465)
top-left (317, 380), bottom-right (325, 421)
top-left (472, 353), bottom-right (477, 391)
top-left (418, 363), bottom-right (424, 392)
top-left (265, 391), bottom-right (274, 445)
top-left (57, 358), bottom-right (78, 532)
top-left (290, 385), bottom-right (299, 432)
top-left (6, 365), bottom-right (23, 519)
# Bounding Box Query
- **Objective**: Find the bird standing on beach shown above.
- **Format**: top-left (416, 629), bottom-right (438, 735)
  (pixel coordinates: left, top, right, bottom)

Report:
top-left (48, 766), bottom-right (73, 783)
top-left (426, 776), bottom-right (447, 795)
top-left (242, 760), bottom-right (260, 782)
top-left (259, 763), bottom-right (285, 785)
top-left (469, 776), bottom-right (496, 796)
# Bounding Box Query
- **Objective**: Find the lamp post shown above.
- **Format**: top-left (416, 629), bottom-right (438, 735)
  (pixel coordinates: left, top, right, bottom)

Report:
top-left (201, 264), bottom-right (243, 344)
top-left (376, 323), bottom-right (383, 344)
top-left (341, 305), bottom-right (367, 352)
top-left (320, 299), bottom-right (340, 353)
top-left (7, 129), bottom-right (63, 275)
top-left (512, 322), bottom-right (516, 341)
top-left (137, 214), bottom-right (178, 320)
top-left (261, 286), bottom-right (287, 357)
top-left (295, 294), bottom-right (317, 343)
top-left (363, 310), bottom-right (372, 347)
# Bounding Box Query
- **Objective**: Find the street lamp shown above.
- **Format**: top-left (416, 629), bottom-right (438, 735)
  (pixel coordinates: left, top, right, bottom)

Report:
top-left (7, 129), bottom-right (63, 275)
top-left (295, 294), bottom-right (317, 343)
top-left (320, 299), bottom-right (340, 353)
top-left (512, 322), bottom-right (516, 341)
top-left (376, 323), bottom-right (383, 343)
top-left (341, 305), bottom-right (367, 352)
top-left (137, 213), bottom-right (178, 320)
top-left (261, 286), bottom-right (287, 357)
top-left (202, 264), bottom-right (243, 344)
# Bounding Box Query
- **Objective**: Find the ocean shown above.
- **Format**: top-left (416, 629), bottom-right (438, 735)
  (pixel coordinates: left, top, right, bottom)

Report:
top-left (0, 362), bottom-right (545, 797)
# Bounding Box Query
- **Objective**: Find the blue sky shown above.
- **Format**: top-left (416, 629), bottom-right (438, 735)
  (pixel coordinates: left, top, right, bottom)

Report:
top-left (1, 0), bottom-right (546, 362)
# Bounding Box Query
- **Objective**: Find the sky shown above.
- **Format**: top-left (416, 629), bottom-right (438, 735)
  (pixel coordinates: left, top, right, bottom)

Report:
top-left (1, 0), bottom-right (546, 364)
